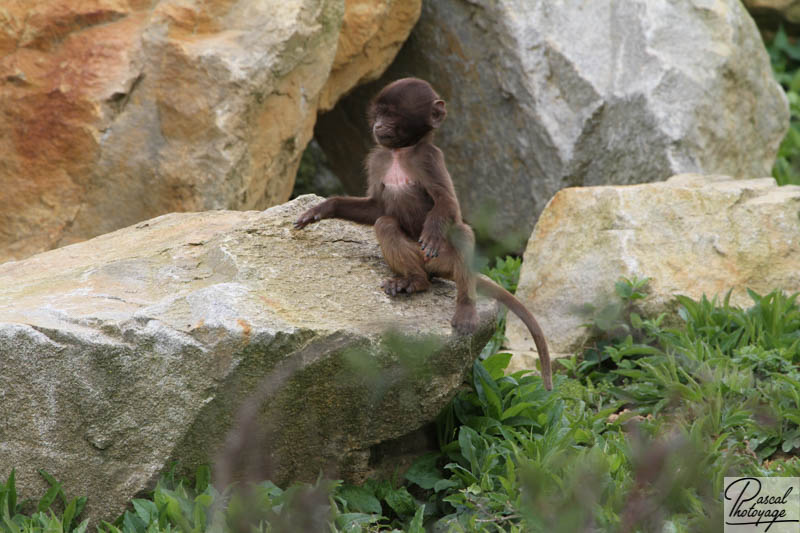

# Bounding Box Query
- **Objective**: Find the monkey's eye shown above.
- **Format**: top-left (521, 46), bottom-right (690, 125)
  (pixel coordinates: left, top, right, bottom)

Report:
top-left (381, 111), bottom-right (401, 123)
top-left (367, 103), bottom-right (386, 123)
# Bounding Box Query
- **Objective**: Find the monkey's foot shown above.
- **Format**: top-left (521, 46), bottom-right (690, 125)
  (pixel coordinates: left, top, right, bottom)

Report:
top-left (451, 304), bottom-right (479, 334)
top-left (381, 276), bottom-right (430, 297)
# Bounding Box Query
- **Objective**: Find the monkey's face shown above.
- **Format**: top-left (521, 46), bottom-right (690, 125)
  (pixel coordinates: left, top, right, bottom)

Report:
top-left (370, 104), bottom-right (429, 148)
top-left (368, 78), bottom-right (446, 149)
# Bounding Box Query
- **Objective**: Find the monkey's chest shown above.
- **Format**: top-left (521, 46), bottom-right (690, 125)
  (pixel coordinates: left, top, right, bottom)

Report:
top-left (380, 158), bottom-right (432, 237)
top-left (380, 161), bottom-right (426, 203)
top-left (382, 158), bottom-right (413, 189)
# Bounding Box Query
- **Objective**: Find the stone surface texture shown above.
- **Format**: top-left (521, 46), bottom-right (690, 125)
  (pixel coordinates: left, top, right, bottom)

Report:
top-left (318, 0), bottom-right (421, 111)
top-left (505, 175), bottom-right (800, 369)
top-left (316, 0), bottom-right (788, 252)
top-left (0, 195), bottom-right (494, 522)
top-left (0, 0), bottom-right (344, 264)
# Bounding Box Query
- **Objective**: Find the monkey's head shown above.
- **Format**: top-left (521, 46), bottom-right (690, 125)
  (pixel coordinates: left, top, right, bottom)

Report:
top-left (368, 78), bottom-right (446, 149)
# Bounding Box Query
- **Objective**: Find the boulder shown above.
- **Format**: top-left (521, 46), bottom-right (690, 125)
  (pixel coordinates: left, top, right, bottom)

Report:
top-left (315, 0), bottom-right (788, 253)
top-left (505, 175), bottom-right (800, 369)
top-left (318, 0), bottom-right (422, 111)
top-left (0, 0), bottom-right (344, 263)
top-left (0, 195), bottom-right (495, 522)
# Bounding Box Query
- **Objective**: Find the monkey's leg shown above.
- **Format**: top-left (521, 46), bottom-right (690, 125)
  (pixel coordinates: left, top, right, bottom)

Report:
top-left (427, 223), bottom-right (479, 333)
top-left (374, 216), bottom-right (431, 296)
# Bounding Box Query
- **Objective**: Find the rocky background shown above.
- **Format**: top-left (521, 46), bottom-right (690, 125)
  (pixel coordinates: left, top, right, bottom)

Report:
top-left (1, 0), bottom-right (791, 263)
top-left (2, 0), bottom-right (800, 524)
top-left (317, 0), bottom-right (788, 251)
top-left (0, 0), bottom-right (420, 263)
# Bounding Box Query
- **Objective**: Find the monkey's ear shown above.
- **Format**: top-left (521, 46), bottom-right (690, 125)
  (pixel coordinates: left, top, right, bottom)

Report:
top-left (431, 99), bottom-right (447, 128)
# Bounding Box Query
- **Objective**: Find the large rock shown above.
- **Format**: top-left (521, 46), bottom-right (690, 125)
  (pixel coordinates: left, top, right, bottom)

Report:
top-left (0, 195), bottom-right (494, 522)
top-left (506, 175), bottom-right (800, 368)
top-left (318, 0), bottom-right (422, 111)
top-left (316, 0), bottom-right (788, 253)
top-left (0, 0), bottom-right (344, 263)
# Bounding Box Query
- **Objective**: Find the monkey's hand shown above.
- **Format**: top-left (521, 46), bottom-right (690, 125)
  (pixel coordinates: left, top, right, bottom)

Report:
top-left (294, 200), bottom-right (334, 229)
top-left (418, 216), bottom-right (449, 261)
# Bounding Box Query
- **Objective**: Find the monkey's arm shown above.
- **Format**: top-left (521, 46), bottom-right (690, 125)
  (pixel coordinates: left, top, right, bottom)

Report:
top-left (418, 147), bottom-right (461, 260)
top-left (294, 196), bottom-right (383, 229)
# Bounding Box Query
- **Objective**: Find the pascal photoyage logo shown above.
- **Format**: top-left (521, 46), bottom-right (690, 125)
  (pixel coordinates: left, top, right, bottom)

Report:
top-left (724, 477), bottom-right (800, 532)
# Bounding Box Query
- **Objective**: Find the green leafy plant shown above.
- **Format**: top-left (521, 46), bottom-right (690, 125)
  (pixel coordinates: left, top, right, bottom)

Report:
top-left (0, 469), bottom-right (88, 533)
top-left (409, 351), bottom-right (733, 532)
top-left (765, 26), bottom-right (800, 186)
top-left (562, 276), bottom-right (660, 380)
top-left (479, 256), bottom-right (523, 358)
top-left (334, 478), bottom-right (426, 533)
top-left (607, 287), bottom-right (800, 460)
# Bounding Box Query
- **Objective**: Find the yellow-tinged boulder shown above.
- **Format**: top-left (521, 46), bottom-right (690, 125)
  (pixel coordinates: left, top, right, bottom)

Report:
top-left (0, 0), bottom-right (344, 263)
top-left (318, 0), bottom-right (421, 111)
top-left (506, 175), bottom-right (800, 370)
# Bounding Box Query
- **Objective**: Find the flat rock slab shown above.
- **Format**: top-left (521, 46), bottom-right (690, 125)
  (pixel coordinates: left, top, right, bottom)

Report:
top-left (0, 195), bottom-right (494, 521)
top-left (506, 174), bottom-right (800, 368)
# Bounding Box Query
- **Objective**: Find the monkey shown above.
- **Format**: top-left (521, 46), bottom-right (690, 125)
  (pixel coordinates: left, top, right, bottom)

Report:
top-left (294, 78), bottom-right (552, 390)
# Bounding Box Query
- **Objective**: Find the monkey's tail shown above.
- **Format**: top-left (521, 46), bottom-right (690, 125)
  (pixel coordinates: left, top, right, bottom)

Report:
top-left (476, 275), bottom-right (552, 391)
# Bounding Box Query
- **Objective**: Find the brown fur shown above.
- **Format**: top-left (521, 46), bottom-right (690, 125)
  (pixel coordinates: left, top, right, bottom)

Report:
top-left (295, 78), bottom-right (552, 390)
